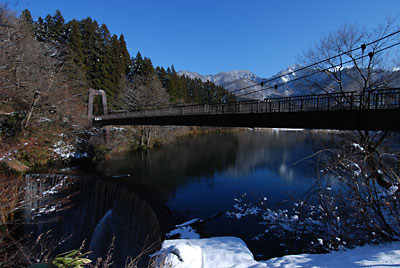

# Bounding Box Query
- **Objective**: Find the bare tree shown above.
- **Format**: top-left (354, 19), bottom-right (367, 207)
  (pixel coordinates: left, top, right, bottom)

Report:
top-left (300, 21), bottom-right (400, 246)
top-left (301, 20), bottom-right (400, 95)
top-left (0, 8), bottom-right (87, 137)
top-left (124, 75), bottom-right (170, 147)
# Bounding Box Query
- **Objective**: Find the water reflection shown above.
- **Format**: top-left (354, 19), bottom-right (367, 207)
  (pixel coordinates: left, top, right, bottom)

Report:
top-left (91, 133), bottom-right (240, 191)
top-left (92, 130), bottom-right (331, 192)
top-left (96, 131), bottom-right (330, 183)
top-left (86, 129), bottom-right (335, 222)
top-left (82, 129), bottom-right (336, 260)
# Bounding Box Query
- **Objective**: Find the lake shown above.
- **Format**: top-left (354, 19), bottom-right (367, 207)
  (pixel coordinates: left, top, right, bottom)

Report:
top-left (83, 129), bottom-right (334, 259)
top-left (23, 129), bottom-right (335, 266)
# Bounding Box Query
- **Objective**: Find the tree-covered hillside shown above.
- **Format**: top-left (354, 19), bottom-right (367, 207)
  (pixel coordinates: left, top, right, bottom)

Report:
top-left (19, 9), bottom-right (235, 110)
top-left (0, 6), bottom-right (236, 171)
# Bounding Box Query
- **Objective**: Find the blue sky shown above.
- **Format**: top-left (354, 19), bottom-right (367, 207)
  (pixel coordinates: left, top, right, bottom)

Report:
top-left (10, 0), bottom-right (400, 77)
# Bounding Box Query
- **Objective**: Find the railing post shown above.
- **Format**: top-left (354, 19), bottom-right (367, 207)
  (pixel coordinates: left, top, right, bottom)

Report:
top-left (316, 95), bottom-right (319, 111)
top-left (327, 96), bottom-right (330, 111)
top-left (367, 91), bottom-right (371, 110)
top-left (350, 92), bottom-right (353, 110)
top-left (398, 91), bottom-right (400, 109)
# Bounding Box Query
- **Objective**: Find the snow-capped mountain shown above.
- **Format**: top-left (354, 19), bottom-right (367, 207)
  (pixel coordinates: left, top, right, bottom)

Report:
top-left (177, 70), bottom-right (266, 100)
top-left (178, 67), bottom-right (302, 100)
top-left (178, 70), bottom-right (263, 85)
top-left (178, 65), bottom-right (400, 100)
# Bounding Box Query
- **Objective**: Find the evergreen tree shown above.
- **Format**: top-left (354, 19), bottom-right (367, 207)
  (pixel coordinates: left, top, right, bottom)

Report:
top-left (64, 19), bottom-right (86, 82)
top-left (34, 17), bottom-right (46, 42)
top-left (130, 52), bottom-right (144, 78)
top-left (80, 18), bottom-right (99, 84)
top-left (96, 23), bottom-right (114, 97)
top-left (67, 19), bottom-right (84, 65)
top-left (20, 9), bottom-right (33, 26)
top-left (118, 34), bottom-right (131, 73)
top-left (156, 66), bottom-right (169, 88)
top-left (111, 34), bottom-right (124, 78)
top-left (51, 10), bottom-right (66, 41)
top-left (19, 9), bottom-right (36, 36)
top-left (44, 14), bottom-right (53, 40)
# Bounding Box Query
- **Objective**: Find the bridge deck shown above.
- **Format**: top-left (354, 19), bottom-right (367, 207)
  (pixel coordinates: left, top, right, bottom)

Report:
top-left (93, 89), bottom-right (400, 131)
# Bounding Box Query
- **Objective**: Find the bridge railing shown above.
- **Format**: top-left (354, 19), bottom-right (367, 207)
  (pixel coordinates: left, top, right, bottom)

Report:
top-left (96, 88), bottom-right (400, 121)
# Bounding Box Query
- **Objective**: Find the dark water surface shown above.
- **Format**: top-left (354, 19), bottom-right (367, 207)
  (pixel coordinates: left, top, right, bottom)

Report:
top-left (84, 129), bottom-right (334, 259)
top-left (23, 130), bottom-right (335, 266)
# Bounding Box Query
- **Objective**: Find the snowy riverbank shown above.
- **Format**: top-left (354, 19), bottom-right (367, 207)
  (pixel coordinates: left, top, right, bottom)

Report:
top-left (154, 236), bottom-right (400, 268)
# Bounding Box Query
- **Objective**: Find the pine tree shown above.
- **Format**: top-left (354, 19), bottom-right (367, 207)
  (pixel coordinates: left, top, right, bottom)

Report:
top-left (97, 23), bottom-right (114, 98)
top-left (111, 34), bottom-right (124, 76)
top-left (108, 34), bottom-right (125, 99)
top-left (118, 34), bottom-right (131, 73)
top-left (130, 52), bottom-right (144, 79)
top-left (19, 9), bottom-right (36, 37)
top-left (44, 14), bottom-right (53, 40)
top-left (20, 9), bottom-right (33, 26)
top-left (156, 66), bottom-right (169, 88)
top-left (80, 18), bottom-right (98, 84)
top-left (51, 10), bottom-right (65, 41)
top-left (34, 17), bottom-right (46, 42)
top-left (64, 19), bottom-right (86, 82)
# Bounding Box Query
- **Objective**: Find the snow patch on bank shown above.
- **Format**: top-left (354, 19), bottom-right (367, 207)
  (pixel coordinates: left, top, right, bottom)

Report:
top-left (52, 139), bottom-right (88, 160)
top-left (166, 226), bottom-right (200, 239)
top-left (263, 240), bottom-right (400, 267)
top-left (166, 218), bottom-right (201, 239)
top-left (154, 237), bottom-right (400, 268)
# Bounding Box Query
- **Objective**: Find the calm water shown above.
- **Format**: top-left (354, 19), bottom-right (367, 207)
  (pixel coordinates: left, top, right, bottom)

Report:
top-left (86, 129), bottom-right (334, 259)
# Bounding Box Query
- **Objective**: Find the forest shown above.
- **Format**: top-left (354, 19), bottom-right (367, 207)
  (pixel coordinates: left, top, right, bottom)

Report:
top-left (0, 6), bottom-right (235, 164)
top-left (1, 7), bottom-right (235, 139)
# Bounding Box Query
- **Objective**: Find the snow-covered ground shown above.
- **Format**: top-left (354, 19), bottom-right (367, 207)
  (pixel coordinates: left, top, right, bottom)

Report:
top-left (154, 236), bottom-right (400, 268)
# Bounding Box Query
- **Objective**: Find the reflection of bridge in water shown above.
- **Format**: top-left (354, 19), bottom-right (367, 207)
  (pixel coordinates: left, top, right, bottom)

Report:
top-left (92, 88), bottom-right (400, 131)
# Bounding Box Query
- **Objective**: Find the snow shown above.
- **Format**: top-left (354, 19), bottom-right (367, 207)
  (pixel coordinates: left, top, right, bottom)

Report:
top-left (227, 203), bottom-right (261, 220)
top-left (166, 226), bottom-right (200, 239)
top-left (52, 140), bottom-right (75, 159)
top-left (52, 140), bottom-right (88, 160)
top-left (176, 218), bottom-right (201, 228)
top-left (154, 237), bottom-right (400, 268)
top-left (352, 143), bottom-right (365, 152)
top-left (166, 218), bottom-right (202, 239)
top-left (271, 128), bottom-right (305, 131)
top-left (263, 241), bottom-right (400, 268)
top-left (154, 237), bottom-right (267, 268)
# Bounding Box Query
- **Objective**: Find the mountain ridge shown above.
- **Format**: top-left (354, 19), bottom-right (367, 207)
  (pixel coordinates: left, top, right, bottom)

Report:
top-left (177, 66), bottom-right (302, 100)
top-left (178, 65), bottom-right (400, 100)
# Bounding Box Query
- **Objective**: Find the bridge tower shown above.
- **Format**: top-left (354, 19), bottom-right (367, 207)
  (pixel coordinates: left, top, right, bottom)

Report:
top-left (88, 89), bottom-right (108, 121)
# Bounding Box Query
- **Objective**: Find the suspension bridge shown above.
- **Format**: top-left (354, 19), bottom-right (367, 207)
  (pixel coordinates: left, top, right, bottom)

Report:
top-left (91, 88), bottom-right (400, 131)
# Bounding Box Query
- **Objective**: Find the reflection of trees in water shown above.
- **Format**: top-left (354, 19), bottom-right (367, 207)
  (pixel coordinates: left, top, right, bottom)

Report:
top-left (100, 133), bottom-right (239, 191)
top-left (96, 130), bottom-right (334, 192)
top-left (226, 130), bottom-right (332, 182)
